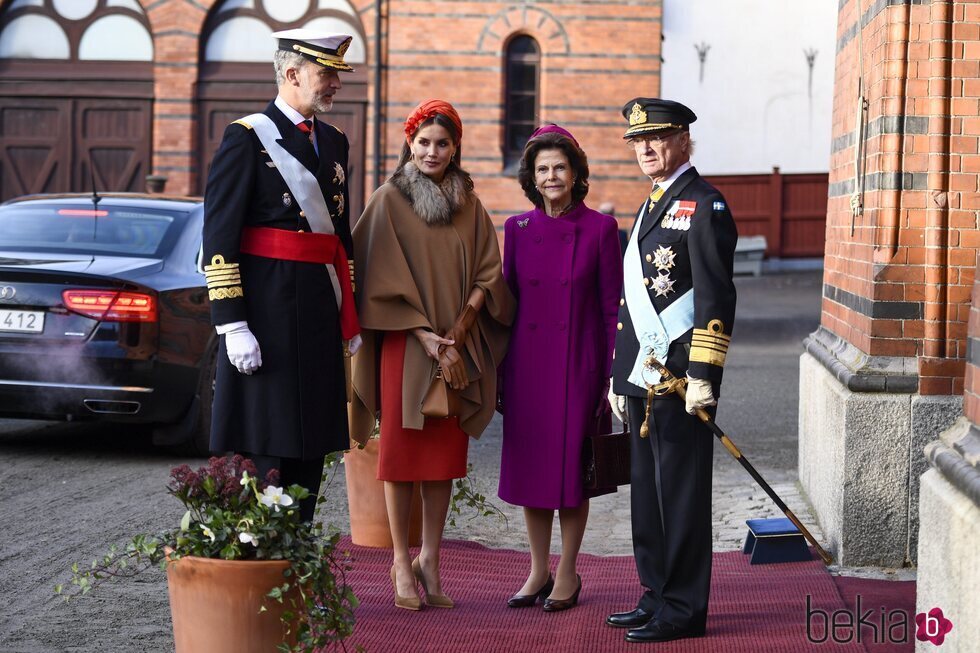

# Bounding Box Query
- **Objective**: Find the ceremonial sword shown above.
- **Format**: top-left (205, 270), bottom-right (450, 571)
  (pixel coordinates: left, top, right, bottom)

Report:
top-left (643, 355), bottom-right (834, 565)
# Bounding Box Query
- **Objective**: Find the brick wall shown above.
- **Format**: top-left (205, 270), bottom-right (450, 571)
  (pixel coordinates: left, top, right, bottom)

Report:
top-left (380, 0), bottom-right (661, 231)
top-left (825, 0), bottom-right (980, 395)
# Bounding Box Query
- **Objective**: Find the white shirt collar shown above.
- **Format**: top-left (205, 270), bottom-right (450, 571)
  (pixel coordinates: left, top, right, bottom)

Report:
top-left (652, 160), bottom-right (692, 192)
top-left (274, 95), bottom-right (311, 126)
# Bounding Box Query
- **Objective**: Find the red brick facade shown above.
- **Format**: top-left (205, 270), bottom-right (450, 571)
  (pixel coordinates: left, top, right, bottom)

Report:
top-left (825, 0), bottom-right (980, 395)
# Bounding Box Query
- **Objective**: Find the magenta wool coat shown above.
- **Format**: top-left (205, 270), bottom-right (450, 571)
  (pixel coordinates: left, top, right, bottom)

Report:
top-left (497, 202), bottom-right (623, 509)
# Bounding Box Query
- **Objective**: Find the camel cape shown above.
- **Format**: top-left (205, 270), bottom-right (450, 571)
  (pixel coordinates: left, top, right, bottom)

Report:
top-left (350, 181), bottom-right (514, 444)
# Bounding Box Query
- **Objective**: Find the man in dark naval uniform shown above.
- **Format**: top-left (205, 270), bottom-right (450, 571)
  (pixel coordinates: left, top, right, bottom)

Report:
top-left (606, 98), bottom-right (738, 642)
top-left (203, 29), bottom-right (361, 521)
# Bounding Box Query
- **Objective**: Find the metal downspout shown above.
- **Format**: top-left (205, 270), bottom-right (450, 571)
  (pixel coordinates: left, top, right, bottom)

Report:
top-left (373, 0), bottom-right (385, 190)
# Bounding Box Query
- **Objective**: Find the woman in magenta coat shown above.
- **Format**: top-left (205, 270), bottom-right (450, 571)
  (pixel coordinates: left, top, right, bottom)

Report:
top-left (498, 125), bottom-right (622, 611)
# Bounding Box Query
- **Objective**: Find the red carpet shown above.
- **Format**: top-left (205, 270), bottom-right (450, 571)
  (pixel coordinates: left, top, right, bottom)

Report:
top-left (831, 576), bottom-right (916, 653)
top-left (336, 538), bottom-right (915, 652)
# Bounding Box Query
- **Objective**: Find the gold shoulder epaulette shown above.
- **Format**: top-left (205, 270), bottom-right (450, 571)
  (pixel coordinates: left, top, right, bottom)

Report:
top-left (330, 123), bottom-right (344, 134)
top-left (232, 119), bottom-right (253, 130)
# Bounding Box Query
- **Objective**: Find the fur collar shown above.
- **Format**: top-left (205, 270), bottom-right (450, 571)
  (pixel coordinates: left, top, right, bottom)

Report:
top-left (390, 162), bottom-right (469, 226)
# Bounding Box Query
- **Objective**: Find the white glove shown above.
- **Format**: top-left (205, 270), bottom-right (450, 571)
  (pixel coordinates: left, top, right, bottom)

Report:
top-left (223, 322), bottom-right (262, 375)
top-left (347, 334), bottom-right (363, 356)
top-left (608, 380), bottom-right (627, 424)
top-left (685, 375), bottom-right (716, 415)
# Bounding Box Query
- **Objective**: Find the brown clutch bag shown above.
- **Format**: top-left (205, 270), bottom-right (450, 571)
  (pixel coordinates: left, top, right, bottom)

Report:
top-left (420, 369), bottom-right (461, 418)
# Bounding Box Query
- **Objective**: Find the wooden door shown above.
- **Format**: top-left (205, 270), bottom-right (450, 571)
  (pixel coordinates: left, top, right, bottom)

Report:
top-left (0, 97), bottom-right (71, 199)
top-left (75, 99), bottom-right (152, 193)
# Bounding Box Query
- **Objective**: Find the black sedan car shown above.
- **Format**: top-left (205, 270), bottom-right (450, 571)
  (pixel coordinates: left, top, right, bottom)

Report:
top-left (0, 193), bottom-right (215, 453)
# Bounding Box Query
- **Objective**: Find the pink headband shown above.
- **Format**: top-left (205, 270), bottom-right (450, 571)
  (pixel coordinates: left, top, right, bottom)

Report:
top-left (528, 124), bottom-right (579, 147)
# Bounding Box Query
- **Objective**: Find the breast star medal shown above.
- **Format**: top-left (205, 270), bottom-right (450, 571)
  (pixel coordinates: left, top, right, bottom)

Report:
top-left (652, 245), bottom-right (676, 272)
top-left (651, 272), bottom-right (675, 297)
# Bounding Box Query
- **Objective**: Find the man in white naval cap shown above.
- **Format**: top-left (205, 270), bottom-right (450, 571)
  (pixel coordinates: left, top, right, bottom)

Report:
top-left (202, 29), bottom-right (361, 521)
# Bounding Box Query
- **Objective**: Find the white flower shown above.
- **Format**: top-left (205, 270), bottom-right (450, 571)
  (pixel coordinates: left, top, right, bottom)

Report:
top-left (238, 531), bottom-right (259, 546)
top-left (240, 470), bottom-right (251, 486)
top-left (258, 486), bottom-right (295, 512)
top-left (201, 525), bottom-right (216, 542)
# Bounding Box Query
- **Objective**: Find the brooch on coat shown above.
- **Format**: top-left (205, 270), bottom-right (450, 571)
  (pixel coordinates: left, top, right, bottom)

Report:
top-left (517, 218), bottom-right (530, 229)
top-left (661, 200), bottom-right (696, 231)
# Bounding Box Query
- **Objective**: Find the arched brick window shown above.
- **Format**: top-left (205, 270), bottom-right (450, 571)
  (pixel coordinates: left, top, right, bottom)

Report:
top-left (503, 35), bottom-right (540, 165)
top-left (0, 0), bottom-right (154, 199)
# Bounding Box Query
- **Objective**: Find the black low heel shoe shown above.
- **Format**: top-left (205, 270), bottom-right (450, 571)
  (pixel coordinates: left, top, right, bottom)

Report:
top-left (542, 574), bottom-right (582, 612)
top-left (506, 575), bottom-right (554, 608)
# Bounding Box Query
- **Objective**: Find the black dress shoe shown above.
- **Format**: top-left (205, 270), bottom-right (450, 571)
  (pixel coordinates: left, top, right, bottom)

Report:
top-left (506, 575), bottom-right (554, 608)
top-left (606, 607), bottom-right (654, 628)
top-left (625, 619), bottom-right (705, 643)
top-left (542, 574), bottom-right (582, 612)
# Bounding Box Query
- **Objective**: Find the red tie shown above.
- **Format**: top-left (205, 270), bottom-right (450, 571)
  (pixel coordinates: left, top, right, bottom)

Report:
top-left (296, 119), bottom-right (313, 143)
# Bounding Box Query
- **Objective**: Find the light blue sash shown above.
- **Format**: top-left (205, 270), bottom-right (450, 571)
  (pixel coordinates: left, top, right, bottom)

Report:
top-left (623, 199), bottom-right (694, 386)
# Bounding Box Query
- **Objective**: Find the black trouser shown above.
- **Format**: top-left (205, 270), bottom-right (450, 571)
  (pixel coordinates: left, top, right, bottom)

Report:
top-left (247, 454), bottom-right (325, 522)
top-left (626, 396), bottom-right (713, 631)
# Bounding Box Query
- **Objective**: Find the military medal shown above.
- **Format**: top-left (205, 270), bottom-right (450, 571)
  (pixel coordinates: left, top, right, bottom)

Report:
top-left (282, 192), bottom-right (292, 207)
top-left (651, 272), bottom-right (675, 297)
top-left (652, 245), bottom-right (676, 271)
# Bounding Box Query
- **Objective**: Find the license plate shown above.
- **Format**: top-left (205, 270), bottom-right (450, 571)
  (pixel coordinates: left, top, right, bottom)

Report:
top-left (0, 309), bottom-right (44, 333)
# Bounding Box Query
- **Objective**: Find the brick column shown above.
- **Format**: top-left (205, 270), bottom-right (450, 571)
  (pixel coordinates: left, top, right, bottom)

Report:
top-left (798, 0), bottom-right (978, 566)
top-left (145, 0), bottom-right (215, 196)
top-left (916, 258), bottom-right (980, 649)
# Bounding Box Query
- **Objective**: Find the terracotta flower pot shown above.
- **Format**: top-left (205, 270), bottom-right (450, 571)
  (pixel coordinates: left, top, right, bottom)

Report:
top-left (344, 438), bottom-right (423, 547)
top-left (166, 553), bottom-right (299, 652)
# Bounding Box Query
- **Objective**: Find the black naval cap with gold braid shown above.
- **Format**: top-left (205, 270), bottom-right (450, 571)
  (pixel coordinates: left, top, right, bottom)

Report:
top-left (272, 29), bottom-right (354, 72)
top-left (621, 98), bottom-right (697, 139)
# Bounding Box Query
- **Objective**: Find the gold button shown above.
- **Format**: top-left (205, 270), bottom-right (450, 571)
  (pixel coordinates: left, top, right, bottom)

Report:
top-left (619, 298), bottom-right (625, 306)
top-left (643, 277), bottom-right (650, 286)
top-left (298, 229), bottom-right (305, 233)
top-left (646, 254), bottom-right (652, 263)
top-left (617, 322), bottom-right (623, 331)
top-left (299, 211), bottom-right (306, 217)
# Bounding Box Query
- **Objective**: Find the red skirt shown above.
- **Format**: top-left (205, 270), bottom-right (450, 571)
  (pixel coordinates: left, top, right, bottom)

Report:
top-left (378, 331), bottom-right (468, 481)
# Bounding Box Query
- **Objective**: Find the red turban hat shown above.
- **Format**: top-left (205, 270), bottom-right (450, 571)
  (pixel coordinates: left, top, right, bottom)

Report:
top-left (404, 100), bottom-right (463, 144)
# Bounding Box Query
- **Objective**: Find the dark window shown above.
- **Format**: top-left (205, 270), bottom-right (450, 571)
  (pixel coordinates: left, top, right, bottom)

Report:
top-left (504, 36), bottom-right (540, 165)
top-left (0, 203), bottom-right (188, 257)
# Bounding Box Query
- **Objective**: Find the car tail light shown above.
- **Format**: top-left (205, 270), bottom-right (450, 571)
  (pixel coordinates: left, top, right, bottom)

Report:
top-left (57, 209), bottom-right (109, 217)
top-left (62, 290), bottom-right (157, 322)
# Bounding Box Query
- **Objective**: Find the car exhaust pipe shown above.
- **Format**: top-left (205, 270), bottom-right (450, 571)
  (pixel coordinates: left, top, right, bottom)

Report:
top-left (82, 399), bottom-right (141, 415)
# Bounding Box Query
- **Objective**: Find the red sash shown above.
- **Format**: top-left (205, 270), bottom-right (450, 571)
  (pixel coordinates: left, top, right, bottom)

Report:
top-left (240, 226), bottom-right (360, 340)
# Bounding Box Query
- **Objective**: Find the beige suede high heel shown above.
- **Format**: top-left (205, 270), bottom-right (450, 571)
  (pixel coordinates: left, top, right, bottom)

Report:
top-left (390, 565), bottom-right (422, 611)
top-left (412, 557), bottom-right (454, 608)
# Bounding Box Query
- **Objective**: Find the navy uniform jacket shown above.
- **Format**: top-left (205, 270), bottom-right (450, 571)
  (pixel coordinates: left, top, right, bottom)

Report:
top-left (612, 166), bottom-right (737, 399)
top-left (202, 101), bottom-right (352, 459)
